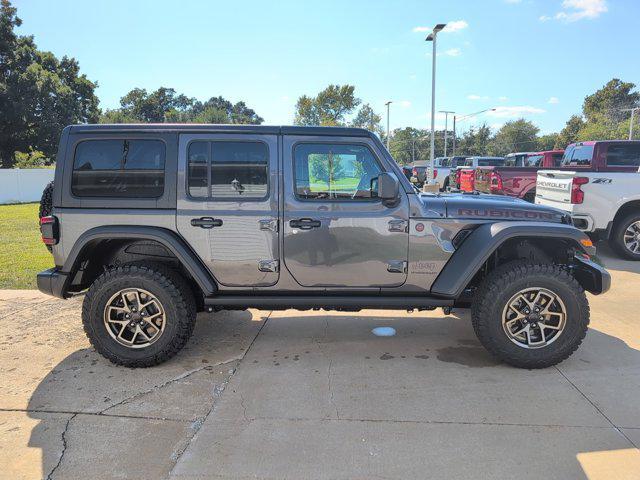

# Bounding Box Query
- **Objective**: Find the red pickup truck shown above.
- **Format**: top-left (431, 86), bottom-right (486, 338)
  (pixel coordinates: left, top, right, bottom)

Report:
top-left (474, 150), bottom-right (564, 201)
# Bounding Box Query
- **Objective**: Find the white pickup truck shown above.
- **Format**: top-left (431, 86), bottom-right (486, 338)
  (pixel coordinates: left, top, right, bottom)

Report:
top-left (535, 141), bottom-right (640, 260)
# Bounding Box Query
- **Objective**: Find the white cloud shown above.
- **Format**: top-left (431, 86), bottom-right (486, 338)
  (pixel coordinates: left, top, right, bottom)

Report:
top-left (409, 74), bottom-right (417, 80)
top-left (443, 20), bottom-right (469, 33)
top-left (467, 94), bottom-right (489, 101)
top-left (488, 106), bottom-right (546, 118)
top-left (498, 96), bottom-right (509, 102)
top-left (444, 48), bottom-right (461, 57)
top-left (540, 0), bottom-right (607, 22)
top-left (548, 96), bottom-right (560, 104)
top-left (399, 100), bottom-right (412, 108)
top-left (413, 20), bottom-right (468, 34)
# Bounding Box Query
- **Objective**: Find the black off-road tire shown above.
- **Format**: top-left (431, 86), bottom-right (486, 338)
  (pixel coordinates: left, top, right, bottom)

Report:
top-left (38, 181), bottom-right (54, 219)
top-left (471, 262), bottom-right (589, 369)
top-left (609, 211), bottom-right (640, 261)
top-left (82, 264), bottom-right (197, 367)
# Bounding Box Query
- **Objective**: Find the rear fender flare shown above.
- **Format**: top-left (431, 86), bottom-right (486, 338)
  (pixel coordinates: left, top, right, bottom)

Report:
top-left (62, 226), bottom-right (217, 296)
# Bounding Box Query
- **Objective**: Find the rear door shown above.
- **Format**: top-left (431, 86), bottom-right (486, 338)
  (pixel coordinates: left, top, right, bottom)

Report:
top-left (176, 133), bottom-right (279, 287)
top-left (282, 135), bottom-right (409, 288)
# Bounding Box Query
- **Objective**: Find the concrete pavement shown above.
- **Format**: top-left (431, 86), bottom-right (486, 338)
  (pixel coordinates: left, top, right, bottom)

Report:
top-left (1, 245), bottom-right (639, 479)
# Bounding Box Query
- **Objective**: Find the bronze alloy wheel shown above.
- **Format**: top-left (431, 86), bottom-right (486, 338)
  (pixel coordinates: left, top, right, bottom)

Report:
top-left (501, 287), bottom-right (567, 349)
top-left (103, 288), bottom-right (166, 349)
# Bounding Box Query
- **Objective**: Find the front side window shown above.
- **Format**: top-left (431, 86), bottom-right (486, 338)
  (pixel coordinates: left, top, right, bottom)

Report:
top-left (606, 144), bottom-right (640, 167)
top-left (187, 141), bottom-right (269, 199)
top-left (294, 143), bottom-right (382, 200)
top-left (72, 139), bottom-right (165, 197)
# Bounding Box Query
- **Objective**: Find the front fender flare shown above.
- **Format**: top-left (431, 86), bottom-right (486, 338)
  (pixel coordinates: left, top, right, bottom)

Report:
top-left (430, 221), bottom-right (599, 298)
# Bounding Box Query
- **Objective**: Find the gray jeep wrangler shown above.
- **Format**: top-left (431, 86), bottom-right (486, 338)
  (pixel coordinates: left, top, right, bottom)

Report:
top-left (37, 124), bottom-right (610, 369)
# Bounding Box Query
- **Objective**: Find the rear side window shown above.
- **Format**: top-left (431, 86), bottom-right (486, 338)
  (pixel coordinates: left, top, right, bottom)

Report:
top-left (606, 144), bottom-right (640, 167)
top-left (526, 155), bottom-right (543, 167)
top-left (294, 143), bottom-right (382, 200)
top-left (552, 153), bottom-right (563, 166)
top-left (477, 158), bottom-right (505, 166)
top-left (187, 141), bottom-right (269, 199)
top-left (72, 139), bottom-right (165, 197)
top-left (562, 145), bottom-right (593, 166)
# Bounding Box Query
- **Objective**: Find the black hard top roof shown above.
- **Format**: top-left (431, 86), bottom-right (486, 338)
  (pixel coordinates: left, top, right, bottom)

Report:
top-left (68, 124), bottom-right (375, 138)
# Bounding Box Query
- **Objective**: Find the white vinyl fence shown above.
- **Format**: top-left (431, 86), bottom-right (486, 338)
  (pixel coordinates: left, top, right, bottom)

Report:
top-left (0, 169), bottom-right (54, 204)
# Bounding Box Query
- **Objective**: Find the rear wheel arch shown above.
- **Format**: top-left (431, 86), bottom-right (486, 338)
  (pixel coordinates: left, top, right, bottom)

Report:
top-left (63, 226), bottom-right (217, 299)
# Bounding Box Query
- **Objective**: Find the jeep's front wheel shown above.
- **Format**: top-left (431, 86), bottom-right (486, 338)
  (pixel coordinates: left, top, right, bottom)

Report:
top-left (82, 265), bottom-right (196, 367)
top-left (471, 263), bottom-right (589, 368)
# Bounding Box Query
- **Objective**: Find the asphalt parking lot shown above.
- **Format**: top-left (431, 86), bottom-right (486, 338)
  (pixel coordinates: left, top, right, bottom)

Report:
top-left (1, 243), bottom-right (639, 480)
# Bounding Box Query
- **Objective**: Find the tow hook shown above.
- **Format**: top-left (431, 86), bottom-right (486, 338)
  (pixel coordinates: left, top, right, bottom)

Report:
top-left (442, 306), bottom-right (452, 315)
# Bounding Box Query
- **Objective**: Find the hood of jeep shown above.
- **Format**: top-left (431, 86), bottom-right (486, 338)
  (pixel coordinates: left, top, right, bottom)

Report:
top-left (418, 192), bottom-right (569, 223)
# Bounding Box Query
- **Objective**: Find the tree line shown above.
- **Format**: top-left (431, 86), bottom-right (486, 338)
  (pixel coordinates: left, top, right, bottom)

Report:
top-left (292, 79), bottom-right (639, 164)
top-left (2, 0), bottom-right (638, 168)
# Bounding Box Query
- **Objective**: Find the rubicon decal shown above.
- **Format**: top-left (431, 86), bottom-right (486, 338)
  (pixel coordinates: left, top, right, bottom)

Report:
top-left (457, 208), bottom-right (558, 220)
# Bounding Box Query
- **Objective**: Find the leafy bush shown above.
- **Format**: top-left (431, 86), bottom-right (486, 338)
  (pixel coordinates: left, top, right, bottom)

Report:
top-left (13, 151), bottom-right (51, 169)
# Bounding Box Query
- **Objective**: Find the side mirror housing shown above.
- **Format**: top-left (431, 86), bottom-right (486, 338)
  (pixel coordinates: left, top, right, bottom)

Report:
top-left (374, 172), bottom-right (399, 202)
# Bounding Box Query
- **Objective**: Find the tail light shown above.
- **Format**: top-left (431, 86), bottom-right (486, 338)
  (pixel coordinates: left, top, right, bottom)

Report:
top-left (40, 216), bottom-right (59, 246)
top-left (571, 177), bottom-right (589, 204)
top-left (456, 169), bottom-right (462, 184)
top-left (489, 171), bottom-right (503, 193)
top-left (412, 167), bottom-right (418, 176)
top-left (433, 168), bottom-right (438, 179)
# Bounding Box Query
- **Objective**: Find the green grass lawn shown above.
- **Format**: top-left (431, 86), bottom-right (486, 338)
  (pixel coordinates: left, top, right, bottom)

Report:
top-left (0, 203), bottom-right (53, 289)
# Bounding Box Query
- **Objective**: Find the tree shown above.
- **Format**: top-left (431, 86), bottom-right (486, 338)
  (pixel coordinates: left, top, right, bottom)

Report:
top-left (555, 115), bottom-right (585, 149)
top-left (294, 84), bottom-right (360, 126)
top-left (489, 119), bottom-right (539, 156)
top-left (309, 153), bottom-right (345, 188)
top-left (457, 124), bottom-right (492, 156)
top-left (101, 89), bottom-right (264, 125)
top-left (537, 133), bottom-right (560, 151)
top-left (350, 103), bottom-right (384, 137)
top-left (388, 127), bottom-right (428, 164)
top-left (0, 0), bottom-right (99, 167)
top-left (583, 79), bottom-right (639, 124)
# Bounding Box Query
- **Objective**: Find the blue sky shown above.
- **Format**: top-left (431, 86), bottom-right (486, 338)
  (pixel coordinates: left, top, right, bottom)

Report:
top-left (14, 0), bottom-right (638, 134)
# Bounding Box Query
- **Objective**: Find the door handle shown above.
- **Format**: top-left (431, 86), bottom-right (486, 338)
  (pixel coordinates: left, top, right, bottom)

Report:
top-left (191, 217), bottom-right (223, 228)
top-left (289, 218), bottom-right (321, 230)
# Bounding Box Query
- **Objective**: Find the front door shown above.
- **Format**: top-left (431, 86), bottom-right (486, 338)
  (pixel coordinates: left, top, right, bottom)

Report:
top-left (282, 136), bottom-right (409, 288)
top-left (176, 133), bottom-right (279, 287)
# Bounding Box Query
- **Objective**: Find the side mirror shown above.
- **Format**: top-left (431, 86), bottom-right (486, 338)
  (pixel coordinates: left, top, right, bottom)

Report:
top-left (373, 172), bottom-right (399, 201)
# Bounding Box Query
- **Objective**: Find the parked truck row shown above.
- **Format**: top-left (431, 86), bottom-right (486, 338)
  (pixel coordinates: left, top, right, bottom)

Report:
top-left (406, 141), bottom-right (640, 260)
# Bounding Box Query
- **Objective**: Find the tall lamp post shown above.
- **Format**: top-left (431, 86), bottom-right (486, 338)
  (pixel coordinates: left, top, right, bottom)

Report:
top-left (452, 108), bottom-right (496, 155)
top-left (439, 110), bottom-right (455, 156)
top-left (425, 24), bottom-right (446, 184)
top-left (385, 101), bottom-right (393, 150)
top-left (622, 107), bottom-right (640, 140)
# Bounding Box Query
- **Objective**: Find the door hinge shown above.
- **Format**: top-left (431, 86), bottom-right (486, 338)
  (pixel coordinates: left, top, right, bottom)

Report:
top-left (388, 219), bottom-right (408, 233)
top-left (258, 259), bottom-right (279, 273)
top-left (387, 260), bottom-right (407, 274)
top-left (259, 218), bottom-right (278, 232)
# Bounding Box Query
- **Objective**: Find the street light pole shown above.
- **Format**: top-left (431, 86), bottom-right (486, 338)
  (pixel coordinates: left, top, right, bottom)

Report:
top-left (425, 24), bottom-right (446, 184)
top-left (439, 110), bottom-right (455, 157)
top-left (385, 101), bottom-right (393, 150)
top-left (452, 108), bottom-right (497, 155)
top-left (623, 107), bottom-right (640, 140)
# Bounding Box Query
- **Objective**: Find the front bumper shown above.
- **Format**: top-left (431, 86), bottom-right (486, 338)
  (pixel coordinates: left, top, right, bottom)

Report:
top-left (572, 255), bottom-right (611, 295)
top-left (37, 267), bottom-right (69, 299)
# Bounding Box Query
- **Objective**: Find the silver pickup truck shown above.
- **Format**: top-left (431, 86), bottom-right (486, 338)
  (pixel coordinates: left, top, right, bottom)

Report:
top-left (37, 124), bottom-right (609, 369)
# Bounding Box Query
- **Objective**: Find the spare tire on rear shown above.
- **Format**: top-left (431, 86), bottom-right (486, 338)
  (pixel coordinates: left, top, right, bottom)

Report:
top-left (39, 181), bottom-right (54, 219)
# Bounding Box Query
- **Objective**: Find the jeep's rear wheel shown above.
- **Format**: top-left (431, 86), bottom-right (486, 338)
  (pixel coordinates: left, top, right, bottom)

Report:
top-left (82, 265), bottom-right (196, 367)
top-left (472, 262), bottom-right (589, 368)
top-left (610, 212), bottom-right (640, 261)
